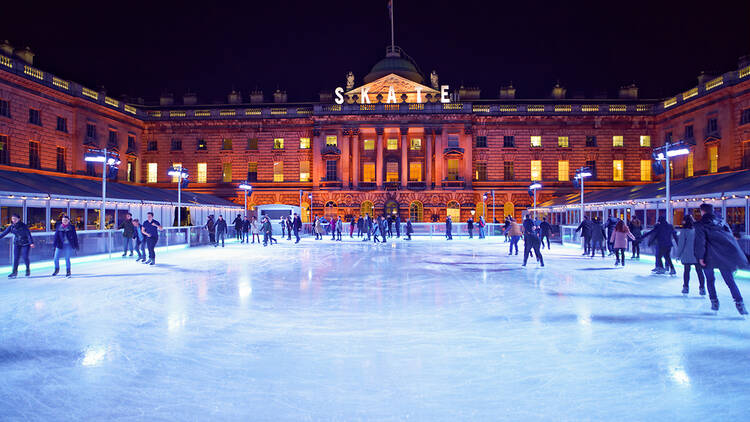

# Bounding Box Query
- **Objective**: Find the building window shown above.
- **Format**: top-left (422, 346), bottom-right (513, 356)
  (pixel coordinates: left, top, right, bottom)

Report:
top-left (665, 132), bottom-right (673, 143)
top-left (409, 162), bottom-right (422, 181)
top-left (640, 135), bottom-right (651, 147)
top-left (196, 163), bottom-right (207, 183)
top-left (222, 138), bottom-right (233, 150)
top-left (326, 135), bottom-right (337, 147)
top-left (126, 161), bottom-right (134, 182)
top-left (28, 141), bottom-right (40, 169)
top-left (300, 160), bottom-right (310, 182)
top-left (108, 130), bottom-right (118, 149)
top-left (147, 140), bottom-right (158, 151)
top-left (364, 139), bottom-right (375, 150)
top-left (504, 161), bottom-right (514, 180)
top-left (0, 99), bottom-right (10, 118)
top-left (446, 200), bottom-right (460, 222)
top-left (585, 135), bottom-right (597, 147)
top-left (684, 125), bottom-right (693, 140)
top-left (171, 163), bottom-right (182, 183)
top-left (222, 163), bottom-right (232, 182)
top-left (708, 144), bottom-right (718, 173)
top-left (475, 162), bottom-right (487, 181)
top-left (147, 163), bottom-right (158, 183)
top-left (640, 160), bottom-right (651, 181)
top-left (299, 137), bottom-right (310, 149)
top-left (273, 161), bottom-right (284, 182)
top-left (127, 134), bottom-right (136, 151)
top-left (247, 162), bottom-right (257, 182)
top-left (363, 162), bottom-right (375, 182)
top-left (707, 117), bottom-right (718, 134)
top-left (171, 139), bottom-right (182, 151)
top-left (325, 160), bottom-right (337, 180)
top-left (0, 135), bottom-right (8, 164)
top-left (273, 138), bottom-right (284, 149)
top-left (447, 135), bottom-right (459, 148)
top-left (386, 161), bottom-right (399, 182)
top-left (197, 139), bottom-right (208, 150)
top-left (586, 160), bottom-right (597, 180)
top-left (475, 136), bottom-right (487, 148)
top-left (446, 159), bottom-right (459, 181)
top-left (613, 160), bottom-right (624, 181)
top-left (530, 160), bottom-right (541, 181)
top-left (530, 136), bottom-right (542, 147)
top-left (741, 108), bottom-right (750, 125)
top-left (56, 147), bottom-right (66, 172)
top-left (29, 109), bottom-right (41, 126)
top-left (557, 136), bottom-right (569, 148)
top-left (86, 161), bottom-right (97, 177)
top-left (56, 117), bottom-right (67, 132)
top-left (503, 136), bottom-right (515, 148)
top-left (410, 138), bottom-right (422, 150)
top-left (409, 201), bottom-right (423, 222)
top-left (743, 142), bottom-right (750, 169)
top-left (246, 138), bottom-right (258, 150)
top-left (686, 153), bottom-right (694, 177)
top-left (361, 201), bottom-right (374, 217)
top-left (557, 160), bottom-right (569, 181)
top-left (387, 138), bottom-right (398, 150)
top-left (86, 123), bottom-right (97, 141)
top-left (613, 135), bottom-right (624, 147)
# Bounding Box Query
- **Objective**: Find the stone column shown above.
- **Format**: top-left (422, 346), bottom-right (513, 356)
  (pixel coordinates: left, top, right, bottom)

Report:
top-left (434, 127), bottom-right (444, 188)
top-left (312, 128), bottom-right (322, 189)
top-left (376, 127), bottom-right (384, 189)
top-left (351, 128), bottom-right (360, 189)
top-left (340, 128), bottom-right (349, 185)
top-left (400, 127), bottom-right (408, 188)
top-left (426, 128), bottom-right (433, 187)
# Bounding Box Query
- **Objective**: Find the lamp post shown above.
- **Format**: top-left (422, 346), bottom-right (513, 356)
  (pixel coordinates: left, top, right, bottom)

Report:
top-left (168, 166), bottom-right (190, 227)
top-left (574, 167), bottom-right (593, 224)
top-left (653, 140), bottom-right (691, 223)
top-left (308, 193), bottom-right (313, 225)
top-left (238, 182), bottom-right (253, 216)
top-left (84, 148), bottom-right (120, 230)
top-left (529, 183), bottom-right (542, 220)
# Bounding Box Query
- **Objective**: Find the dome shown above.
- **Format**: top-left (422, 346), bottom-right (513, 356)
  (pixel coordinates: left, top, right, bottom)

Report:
top-left (363, 46), bottom-right (424, 84)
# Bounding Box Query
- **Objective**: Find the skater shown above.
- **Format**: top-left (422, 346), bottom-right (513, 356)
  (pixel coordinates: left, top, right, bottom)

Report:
top-left (522, 214), bottom-right (544, 267)
top-left (610, 220), bottom-right (635, 266)
top-left (503, 217), bottom-right (511, 242)
top-left (314, 216), bottom-right (323, 240)
top-left (286, 216), bottom-right (292, 240)
top-left (141, 212), bottom-right (163, 265)
top-left (445, 216), bottom-right (453, 240)
top-left (232, 214), bottom-right (243, 241)
top-left (132, 219), bottom-right (146, 262)
top-left (330, 217), bottom-right (337, 241)
top-left (478, 216), bottom-right (486, 239)
top-left (575, 215), bottom-right (593, 255)
top-left (357, 215), bottom-right (364, 237)
top-left (215, 215), bottom-right (227, 247)
top-left (387, 215), bottom-right (393, 238)
top-left (605, 214), bottom-right (618, 256)
top-left (644, 216), bottom-right (678, 275)
top-left (336, 216), bottom-right (343, 241)
top-left (628, 217), bottom-right (643, 259)
top-left (467, 216), bottom-right (474, 239)
top-left (280, 216), bottom-right (286, 239)
top-left (0, 213), bottom-right (34, 278)
top-left (119, 212), bottom-right (135, 257)
top-left (675, 215), bottom-right (705, 295)
top-left (349, 215), bottom-right (356, 238)
top-left (539, 217), bottom-right (552, 249)
top-left (262, 216), bottom-right (277, 246)
top-left (52, 215), bottom-right (79, 277)
top-left (379, 216), bottom-right (388, 244)
top-left (694, 203), bottom-right (748, 314)
top-left (405, 218), bottom-right (413, 240)
top-left (241, 215), bottom-right (250, 243)
top-left (589, 217), bottom-right (607, 258)
top-left (251, 216), bottom-right (261, 244)
top-left (508, 217), bottom-right (522, 255)
top-left (372, 216), bottom-right (381, 243)
top-left (363, 214), bottom-right (372, 241)
top-left (395, 214), bottom-right (401, 238)
top-left (205, 215), bottom-right (216, 246)
top-left (293, 213), bottom-right (302, 243)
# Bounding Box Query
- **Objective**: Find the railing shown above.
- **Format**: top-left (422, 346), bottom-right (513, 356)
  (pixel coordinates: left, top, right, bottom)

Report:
top-left (300, 222), bottom-right (506, 238)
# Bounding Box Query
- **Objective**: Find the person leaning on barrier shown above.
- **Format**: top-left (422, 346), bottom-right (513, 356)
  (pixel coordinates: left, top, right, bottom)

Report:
top-left (0, 213), bottom-right (35, 278)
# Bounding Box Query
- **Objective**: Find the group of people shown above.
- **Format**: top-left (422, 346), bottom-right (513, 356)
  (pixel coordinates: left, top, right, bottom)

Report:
top-left (311, 213), bottom-right (415, 243)
top-left (504, 214), bottom-right (549, 267)
top-left (205, 213), bottom-right (304, 247)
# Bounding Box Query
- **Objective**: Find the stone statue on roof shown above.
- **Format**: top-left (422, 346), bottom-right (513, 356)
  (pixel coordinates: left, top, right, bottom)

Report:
top-left (430, 70), bottom-right (439, 90)
top-left (346, 71), bottom-right (355, 90)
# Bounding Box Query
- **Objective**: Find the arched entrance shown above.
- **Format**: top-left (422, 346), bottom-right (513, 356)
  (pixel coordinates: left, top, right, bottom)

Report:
top-left (360, 200), bottom-right (374, 217)
top-left (504, 202), bottom-right (515, 220)
top-left (301, 202), bottom-right (310, 223)
top-left (447, 200), bottom-right (460, 221)
top-left (324, 201), bottom-right (337, 220)
top-left (475, 202), bottom-right (486, 220)
top-left (384, 200), bottom-right (399, 217)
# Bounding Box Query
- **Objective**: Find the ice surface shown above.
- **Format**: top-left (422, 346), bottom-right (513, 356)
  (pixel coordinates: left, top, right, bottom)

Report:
top-left (0, 237), bottom-right (749, 421)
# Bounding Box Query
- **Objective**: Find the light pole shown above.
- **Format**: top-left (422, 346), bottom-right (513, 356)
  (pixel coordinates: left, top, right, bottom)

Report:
top-left (168, 165), bottom-right (190, 227)
top-left (308, 193), bottom-right (313, 227)
top-left (574, 166), bottom-right (592, 224)
top-left (653, 140), bottom-right (691, 223)
top-left (239, 182), bottom-right (253, 216)
top-left (529, 183), bottom-right (542, 220)
top-left (482, 193), bottom-right (487, 221)
top-left (84, 148), bottom-right (120, 230)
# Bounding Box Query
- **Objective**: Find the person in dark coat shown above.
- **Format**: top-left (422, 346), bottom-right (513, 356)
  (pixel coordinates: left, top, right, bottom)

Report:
top-left (371, 215), bottom-right (381, 243)
top-left (575, 216), bottom-right (593, 255)
top-left (694, 203), bottom-right (748, 314)
top-left (387, 215), bottom-right (393, 238)
top-left (522, 214), bottom-right (544, 267)
top-left (589, 217), bottom-right (607, 258)
top-left (292, 213), bottom-right (302, 243)
top-left (132, 219), bottom-right (146, 262)
top-left (141, 212), bottom-right (163, 265)
top-left (241, 216), bottom-right (250, 243)
top-left (349, 216), bottom-right (356, 238)
top-left (628, 217), bottom-right (643, 259)
top-left (119, 212), bottom-right (135, 257)
top-left (405, 218), bottom-right (413, 240)
top-left (378, 216), bottom-right (388, 244)
top-left (0, 213), bottom-right (35, 278)
top-left (539, 217), bottom-right (552, 250)
top-left (467, 217), bottom-right (474, 239)
top-left (52, 215), bottom-right (79, 277)
top-left (286, 216), bottom-right (293, 240)
top-left (643, 216), bottom-right (678, 275)
top-left (262, 216), bottom-right (277, 246)
top-left (445, 216), bottom-right (453, 240)
top-left (357, 216), bottom-right (364, 237)
top-left (362, 214), bottom-right (372, 241)
top-left (394, 214), bottom-right (401, 238)
top-left (205, 215), bottom-right (216, 246)
top-left (232, 214), bottom-right (243, 241)
top-left (605, 214), bottom-right (619, 255)
top-left (280, 217), bottom-right (287, 238)
top-left (675, 215), bottom-right (705, 295)
top-left (215, 215), bottom-right (228, 247)
top-left (503, 217), bottom-right (511, 242)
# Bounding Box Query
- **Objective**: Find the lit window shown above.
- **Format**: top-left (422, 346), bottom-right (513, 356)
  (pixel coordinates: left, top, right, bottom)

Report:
top-left (222, 163), bottom-right (232, 182)
top-left (613, 135), bottom-right (624, 147)
top-left (475, 162), bottom-right (487, 181)
top-left (171, 163), bottom-right (182, 183)
top-left (197, 163), bottom-right (207, 183)
top-left (409, 201), bottom-right (423, 222)
top-left (557, 136), bottom-right (569, 148)
top-left (530, 160), bottom-right (541, 181)
top-left (300, 161), bottom-right (310, 182)
top-left (147, 163), bottom-right (158, 183)
top-left (326, 135), bottom-right (337, 146)
top-left (363, 162), bottom-right (375, 182)
top-left (530, 136), bottom-right (542, 147)
top-left (410, 138), bottom-right (422, 150)
top-left (557, 160), bottom-right (569, 181)
top-left (387, 138), bottom-right (398, 150)
top-left (613, 160), bottom-right (624, 181)
top-left (708, 145), bottom-right (718, 173)
top-left (409, 162), bottom-right (422, 181)
top-left (273, 161), bottom-right (284, 182)
top-left (640, 160), bottom-right (651, 181)
top-left (386, 161), bottom-right (399, 182)
top-left (640, 135), bottom-right (651, 147)
top-left (447, 159), bottom-right (460, 181)
top-left (361, 201), bottom-right (374, 217)
top-left (299, 137), bottom-right (310, 149)
top-left (222, 138), bottom-right (233, 150)
top-left (247, 162), bottom-right (258, 182)
top-left (246, 138), bottom-right (258, 150)
top-left (686, 153), bottom-right (694, 177)
top-left (446, 201), bottom-right (460, 221)
top-left (273, 138), bottom-right (284, 149)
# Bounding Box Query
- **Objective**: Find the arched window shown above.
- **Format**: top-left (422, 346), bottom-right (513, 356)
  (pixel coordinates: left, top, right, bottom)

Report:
top-left (503, 202), bottom-right (515, 220)
top-left (324, 201), bottom-right (337, 220)
top-left (475, 202), bottom-right (486, 220)
top-left (447, 201), bottom-right (460, 221)
top-left (360, 201), bottom-right (374, 218)
top-left (409, 201), bottom-right (423, 222)
top-left (384, 200), bottom-right (399, 218)
top-left (300, 202), bottom-right (310, 222)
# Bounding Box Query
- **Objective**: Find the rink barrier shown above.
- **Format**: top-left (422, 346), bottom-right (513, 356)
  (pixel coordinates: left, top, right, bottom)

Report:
top-left (300, 222), bottom-right (515, 238)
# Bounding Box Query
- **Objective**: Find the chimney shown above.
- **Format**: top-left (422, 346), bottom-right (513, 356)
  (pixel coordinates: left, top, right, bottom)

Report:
top-left (183, 92), bottom-right (197, 105)
top-left (273, 89), bottom-right (287, 103)
top-left (14, 46), bottom-right (34, 65)
top-left (550, 82), bottom-right (566, 99)
top-left (227, 89), bottom-right (242, 104)
top-left (249, 89), bottom-right (263, 103)
top-left (0, 40), bottom-right (13, 56)
top-left (618, 83), bottom-right (638, 99)
top-left (458, 86), bottom-right (481, 100)
top-left (499, 83), bottom-right (516, 99)
top-left (697, 71), bottom-right (713, 85)
top-left (159, 93), bottom-right (174, 106)
top-left (319, 90), bottom-right (333, 103)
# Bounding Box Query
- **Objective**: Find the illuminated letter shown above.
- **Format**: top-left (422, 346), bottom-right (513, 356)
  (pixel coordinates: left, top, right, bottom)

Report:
top-left (361, 87), bottom-right (371, 104)
top-left (387, 86), bottom-right (397, 103)
top-left (334, 87), bottom-right (344, 105)
top-left (440, 85), bottom-right (450, 103)
top-left (415, 86), bottom-right (422, 103)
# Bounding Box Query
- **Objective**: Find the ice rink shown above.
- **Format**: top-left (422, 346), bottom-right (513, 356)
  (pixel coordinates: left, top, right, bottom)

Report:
top-left (1, 236), bottom-right (749, 421)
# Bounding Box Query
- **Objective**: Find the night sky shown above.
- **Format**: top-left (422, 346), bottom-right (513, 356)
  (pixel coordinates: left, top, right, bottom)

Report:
top-left (4, 0), bottom-right (749, 103)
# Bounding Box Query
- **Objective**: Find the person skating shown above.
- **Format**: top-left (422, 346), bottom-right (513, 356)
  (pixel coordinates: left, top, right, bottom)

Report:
top-left (286, 216), bottom-right (292, 240)
top-left (119, 212), bottom-right (135, 257)
top-left (386, 215), bottom-right (393, 238)
top-left (205, 215), bottom-right (216, 246)
top-left (378, 216), bottom-right (388, 244)
top-left (232, 214), bottom-right (243, 241)
top-left (675, 215), bottom-right (705, 295)
top-left (329, 217), bottom-right (337, 241)
top-left (394, 214), bottom-right (401, 238)
top-left (292, 213), bottom-right (302, 243)
top-left (314, 216), bottom-right (323, 240)
top-left (589, 217), bottom-right (607, 258)
top-left (0, 213), bottom-right (34, 278)
top-left (508, 217), bottom-right (522, 255)
top-left (51, 215), bottom-right (79, 277)
top-left (357, 216), bottom-right (364, 237)
top-left (215, 215), bottom-right (227, 247)
top-left (349, 215), bottom-right (356, 238)
top-left (372, 216), bottom-right (381, 243)
top-left (362, 214), bottom-right (372, 241)
top-left (141, 212), bottom-right (163, 265)
top-left (694, 203), bottom-right (748, 314)
top-left (241, 216), bottom-right (250, 243)
top-left (132, 218), bottom-right (146, 262)
top-left (522, 214), bottom-right (544, 267)
top-left (445, 216), bottom-right (453, 240)
top-left (478, 216), bottom-right (486, 239)
top-left (336, 216), bottom-right (343, 241)
top-left (262, 216), bottom-right (277, 246)
top-left (610, 220), bottom-right (635, 266)
top-left (605, 214), bottom-right (618, 256)
top-left (628, 217), bottom-right (643, 259)
top-left (503, 217), bottom-right (511, 242)
top-left (575, 216), bottom-right (593, 255)
top-left (279, 216), bottom-right (286, 239)
top-left (251, 216), bottom-right (261, 244)
top-left (644, 216), bottom-right (678, 275)
top-left (467, 216), bottom-right (474, 239)
top-left (539, 217), bottom-right (552, 249)
top-left (405, 218), bottom-right (413, 240)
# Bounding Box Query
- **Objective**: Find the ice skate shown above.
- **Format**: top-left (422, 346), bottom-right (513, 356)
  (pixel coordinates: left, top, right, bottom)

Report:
top-left (736, 302), bottom-right (748, 315)
top-left (711, 299), bottom-right (719, 311)
top-left (681, 285), bottom-right (688, 294)
top-left (52, 268), bottom-right (59, 276)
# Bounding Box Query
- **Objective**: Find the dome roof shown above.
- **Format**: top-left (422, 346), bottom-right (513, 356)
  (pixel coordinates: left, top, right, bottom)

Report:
top-left (363, 46), bottom-right (424, 84)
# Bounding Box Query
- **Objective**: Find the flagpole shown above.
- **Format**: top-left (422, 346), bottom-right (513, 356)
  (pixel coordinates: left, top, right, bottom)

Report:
top-left (390, 0), bottom-right (395, 50)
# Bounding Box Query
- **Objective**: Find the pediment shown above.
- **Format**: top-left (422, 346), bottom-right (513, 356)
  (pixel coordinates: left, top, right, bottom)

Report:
top-left (345, 73), bottom-right (439, 104)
